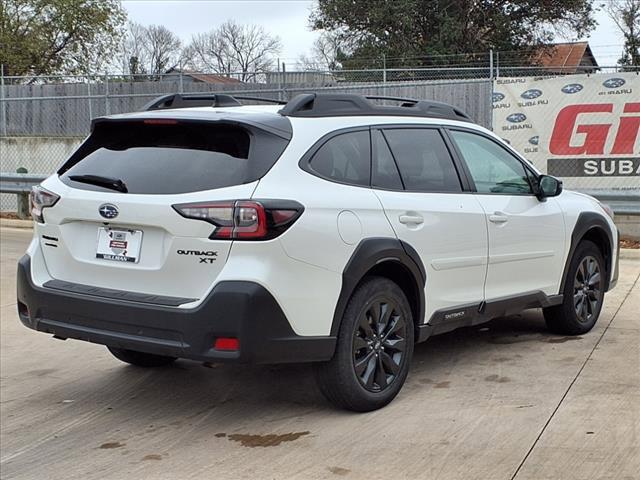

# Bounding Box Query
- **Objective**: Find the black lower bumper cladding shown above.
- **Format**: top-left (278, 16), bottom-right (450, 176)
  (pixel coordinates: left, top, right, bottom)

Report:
top-left (16, 255), bottom-right (335, 364)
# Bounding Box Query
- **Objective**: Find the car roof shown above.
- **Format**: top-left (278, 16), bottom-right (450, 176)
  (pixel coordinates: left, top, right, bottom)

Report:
top-left (95, 94), bottom-right (493, 142)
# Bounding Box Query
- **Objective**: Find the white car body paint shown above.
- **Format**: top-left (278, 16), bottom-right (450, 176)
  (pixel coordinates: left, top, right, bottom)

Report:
top-left (28, 104), bottom-right (619, 338)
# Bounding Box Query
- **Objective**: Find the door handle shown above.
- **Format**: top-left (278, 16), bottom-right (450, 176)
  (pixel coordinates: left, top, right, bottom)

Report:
top-left (489, 212), bottom-right (508, 224)
top-left (399, 214), bottom-right (424, 225)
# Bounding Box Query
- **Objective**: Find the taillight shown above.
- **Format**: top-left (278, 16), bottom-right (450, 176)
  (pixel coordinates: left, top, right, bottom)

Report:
top-left (172, 199), bottom-right (303, 240)
top-left (31, 186), bottom-right (60, 223)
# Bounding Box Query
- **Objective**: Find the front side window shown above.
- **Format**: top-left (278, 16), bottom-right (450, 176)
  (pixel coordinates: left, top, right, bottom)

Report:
top-left (382, 128), bottom-right (461, 192)
top-left (308, 130), bottom-right (370, 187)
top-left (449, 130), bottom-right (533, 194)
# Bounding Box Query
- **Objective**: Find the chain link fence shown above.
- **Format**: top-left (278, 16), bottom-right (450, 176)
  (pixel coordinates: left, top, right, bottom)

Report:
top-left (1, 54), bottom-right (638, 212)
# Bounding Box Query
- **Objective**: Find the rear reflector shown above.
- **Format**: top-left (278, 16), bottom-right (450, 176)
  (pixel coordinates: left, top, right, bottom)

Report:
top-left (214, 337), bottom-right (240, 351)
top-left (173, 199), bottom-right (304, 240)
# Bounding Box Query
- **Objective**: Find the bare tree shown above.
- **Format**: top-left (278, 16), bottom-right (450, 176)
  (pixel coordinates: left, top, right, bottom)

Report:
top-left (119, 21), bottom-right (149, 76)
top-left (185, 20), bottom-right (281, 81)
top-left (145, 25), bottom-right (182, 75)
top-left (115, 22), bottom-right (183, 78)
top-left (297, 31), bottom-right (351, 71)
top-left (606, 0), bottom-right (640, 66)
top-left (296, 53), bottom-right (323, 71)
top-left (184, 31), bottom-right (231, 74)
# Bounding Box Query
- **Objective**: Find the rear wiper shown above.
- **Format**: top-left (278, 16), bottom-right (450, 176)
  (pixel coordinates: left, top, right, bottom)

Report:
top-left (68, 174), bottom-right (128, 193)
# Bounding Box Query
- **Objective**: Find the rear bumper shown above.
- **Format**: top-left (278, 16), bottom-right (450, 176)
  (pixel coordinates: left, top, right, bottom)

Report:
top-left (16, 255), bottom-right (336, 364)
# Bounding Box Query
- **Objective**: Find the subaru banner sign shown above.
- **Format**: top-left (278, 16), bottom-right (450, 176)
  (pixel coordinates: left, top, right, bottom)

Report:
top-left (493, 73), bottom-right (639, 192)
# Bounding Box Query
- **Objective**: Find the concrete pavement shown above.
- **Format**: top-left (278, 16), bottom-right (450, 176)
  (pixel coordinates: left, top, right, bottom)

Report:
top-left (1, 227), bottom-right (638, 480)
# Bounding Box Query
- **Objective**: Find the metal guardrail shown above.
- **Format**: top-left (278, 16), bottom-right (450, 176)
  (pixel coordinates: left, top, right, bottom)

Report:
top-left (0, 173), bottom-right (638, 214)
top-left (0, 173), bottom-right (46, 193)
top-left (578, 190), bottom-right (640, 215)
top-left (0, 173), bottom-right (44, 219)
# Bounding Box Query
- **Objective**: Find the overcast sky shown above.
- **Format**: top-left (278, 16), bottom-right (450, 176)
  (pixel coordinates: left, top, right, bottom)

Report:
top-left (122, 0), bottom-right (625, 67)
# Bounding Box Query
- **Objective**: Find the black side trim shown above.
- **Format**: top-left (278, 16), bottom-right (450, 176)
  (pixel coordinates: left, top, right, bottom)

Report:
top-left (560, 212), bottom-right (615, 293)
top-left (330, 238), bottom-right (426, 337)
top-left (399, 240), bottom-right (427, 282)
top-left (417, 291), bottom-right (563, 342)
top-left (43, 279), bottom-right (196, 307)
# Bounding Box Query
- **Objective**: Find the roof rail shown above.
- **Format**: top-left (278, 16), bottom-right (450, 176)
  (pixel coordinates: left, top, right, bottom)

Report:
top-left (233, 95), bottom-right (287, 105)
top-left (278, 93), bottom-right (472, 122)
top-left (142, 93), bottom-right (286, 111)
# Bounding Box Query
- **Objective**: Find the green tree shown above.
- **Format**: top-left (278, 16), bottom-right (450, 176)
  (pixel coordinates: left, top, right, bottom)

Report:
top-left (310, 0), bottom-right (597, 68)
top-left (0, 0), bottom-right (126, 77)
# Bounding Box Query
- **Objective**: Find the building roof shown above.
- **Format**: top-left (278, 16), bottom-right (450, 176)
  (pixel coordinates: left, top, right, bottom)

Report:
top-left (184, 71), bottom-right (243, 84)
top-left (534, 42), bottom-right (599, 73)
top-left (165, 69), bottom-right (243, 84)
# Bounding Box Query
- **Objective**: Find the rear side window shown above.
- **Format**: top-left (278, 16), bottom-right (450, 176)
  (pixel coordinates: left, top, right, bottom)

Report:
top-left (383, 128), bottom-right (461, 192)
top-left (59, 120), bottom-right (289, 194)
top-left (308, 130), bottom-right (370, 187)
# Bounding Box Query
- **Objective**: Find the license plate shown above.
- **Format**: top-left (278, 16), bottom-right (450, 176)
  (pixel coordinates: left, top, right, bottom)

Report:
top-left (96, 228), bottom-right (143, 263)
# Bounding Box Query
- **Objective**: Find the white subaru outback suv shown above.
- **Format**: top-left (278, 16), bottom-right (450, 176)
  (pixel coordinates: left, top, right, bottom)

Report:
top-left (17, 93), bottom-right (619, 411)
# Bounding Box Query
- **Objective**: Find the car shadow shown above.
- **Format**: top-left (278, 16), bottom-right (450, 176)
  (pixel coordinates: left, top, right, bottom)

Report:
top-left (18, 310), bottom-right (558, 428)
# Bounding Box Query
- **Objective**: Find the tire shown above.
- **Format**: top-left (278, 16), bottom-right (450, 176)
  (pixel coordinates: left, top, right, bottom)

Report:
top-left (107, 347), bottom-right (177, 367)
top-left (544, 240), bottom-right (605, 335)
top-left (315, 276), bottom-right (414, 412)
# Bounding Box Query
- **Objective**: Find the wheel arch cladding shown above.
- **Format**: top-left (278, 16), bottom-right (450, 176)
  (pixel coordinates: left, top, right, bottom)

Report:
top-left (330, 237), bottom-right (426, 339)
top-left (561, 212), bottom-right (614, 293)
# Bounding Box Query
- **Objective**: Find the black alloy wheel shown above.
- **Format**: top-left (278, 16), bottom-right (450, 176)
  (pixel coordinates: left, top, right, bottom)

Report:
top-left (544, 240), bottom-right (605, 335)
top-left (573, 255), bottom-right (602, 324)
top-left (353, 298), bottom-right (407, 392)
top-left (314, 276), bottom-right (414, 412)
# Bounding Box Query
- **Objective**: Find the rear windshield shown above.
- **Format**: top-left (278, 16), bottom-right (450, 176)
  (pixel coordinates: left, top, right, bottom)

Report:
top-left (58, 120), bottom-right (289, 194)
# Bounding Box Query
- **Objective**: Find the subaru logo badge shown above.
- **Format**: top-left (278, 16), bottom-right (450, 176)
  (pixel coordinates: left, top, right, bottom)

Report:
top-left (492, 92), bottom-right (505, 103)
top-left (506, 113), bottom-right (527, 123)
top-left (521, 89), bottom-right (542, 100)
top-left (99, 204), bottom-right (118, 219)
top-left (561, 83), bottom-right (583, 94)
top-left (602, 78), bottom-right (625, 89)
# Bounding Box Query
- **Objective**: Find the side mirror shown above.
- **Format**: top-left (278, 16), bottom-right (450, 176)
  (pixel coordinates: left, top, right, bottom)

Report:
top-left (537, 175), bottom-right (563, 199)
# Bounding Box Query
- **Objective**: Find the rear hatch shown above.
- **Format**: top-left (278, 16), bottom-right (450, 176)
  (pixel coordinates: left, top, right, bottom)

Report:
top-left (38, 113), bottom-right (291, 303)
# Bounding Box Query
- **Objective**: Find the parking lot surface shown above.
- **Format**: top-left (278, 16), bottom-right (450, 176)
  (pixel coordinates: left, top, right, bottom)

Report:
top-left (1, 227), bottom-right (638, 480)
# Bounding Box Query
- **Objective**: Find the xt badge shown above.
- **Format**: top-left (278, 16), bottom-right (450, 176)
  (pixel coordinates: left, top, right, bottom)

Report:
top-left (177, 249), bottom-right (218, 264)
